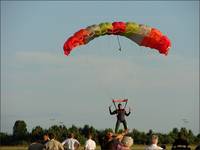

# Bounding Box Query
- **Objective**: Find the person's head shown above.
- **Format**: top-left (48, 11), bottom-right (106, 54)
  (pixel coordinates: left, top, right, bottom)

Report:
top-left (118, 103), bottom-right (122, 109)
top-left (151, 135), bottom-right (159, 145)
top-left (48, 132), bottom-right (55, 140)
top-left (68, 133), bottom-right (74, 138)
top-left (106, 131), bottom-right (113, 140)
top-left (43, 132), bottom-right (49, 141)
top-left (88, 134), bottom-right (92, 139)
top-left (32, 133), bottom-right (42, 143)
top-left (121, 136), bottom-right (134, 148)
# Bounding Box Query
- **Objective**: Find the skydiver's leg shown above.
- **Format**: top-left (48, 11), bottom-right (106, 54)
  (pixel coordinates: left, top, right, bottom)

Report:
top-left (122, 120), bottom-right (128, 131)
top-left (115, 120), bottom-right (120, 133)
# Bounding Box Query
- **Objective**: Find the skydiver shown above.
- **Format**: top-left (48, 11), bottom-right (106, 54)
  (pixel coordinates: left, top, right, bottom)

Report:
top-left (109, 103), bottom-right (131, 133)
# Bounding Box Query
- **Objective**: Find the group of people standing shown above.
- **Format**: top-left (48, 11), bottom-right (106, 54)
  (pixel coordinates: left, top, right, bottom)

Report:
top-left (28, 132), bottom-right (96, 150)
top-left (28, 101), bottom-right (199, 150)
top-left (28, 131), bottom-right (167, 150)
top-left (99, 130), bottom-right (133, 150)
top-left (28, 102), bottom-right (133, 150)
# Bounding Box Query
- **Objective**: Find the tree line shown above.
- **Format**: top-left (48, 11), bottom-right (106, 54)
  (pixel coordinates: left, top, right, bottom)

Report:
top-left (0, 120), bottom-right (200, 146)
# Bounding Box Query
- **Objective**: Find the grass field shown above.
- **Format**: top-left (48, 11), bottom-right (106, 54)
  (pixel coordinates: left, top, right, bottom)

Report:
top-left (0, 145), bottom-right (197, 150)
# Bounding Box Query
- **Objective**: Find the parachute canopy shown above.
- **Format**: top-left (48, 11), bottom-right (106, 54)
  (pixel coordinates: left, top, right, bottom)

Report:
top-left (63, 21), bottom-right (171, 56)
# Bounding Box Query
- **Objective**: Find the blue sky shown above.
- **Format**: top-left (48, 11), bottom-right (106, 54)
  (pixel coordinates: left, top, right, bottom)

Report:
top-left (1, 1), bottom-right (199, 134)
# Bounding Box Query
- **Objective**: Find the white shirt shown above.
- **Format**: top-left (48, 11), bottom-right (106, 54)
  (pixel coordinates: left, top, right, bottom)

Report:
top-left (145, 144), bottom-right (163, 150)
top-left (62, 138), bottom-right (80, 150)
top-left (84, 139), bottom-right (96, 150)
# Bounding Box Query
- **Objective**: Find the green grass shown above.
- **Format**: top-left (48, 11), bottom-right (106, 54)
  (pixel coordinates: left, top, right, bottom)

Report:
top-left (0, 145), bottom-right (197, 150)
top-left (0, 146), bottom-right (27, 150)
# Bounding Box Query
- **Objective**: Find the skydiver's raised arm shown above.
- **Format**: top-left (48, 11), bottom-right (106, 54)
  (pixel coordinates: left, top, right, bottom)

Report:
top-left (125, 107), bottom-right (131, 116)
top-left (109, 106), bottom-right (117, 115)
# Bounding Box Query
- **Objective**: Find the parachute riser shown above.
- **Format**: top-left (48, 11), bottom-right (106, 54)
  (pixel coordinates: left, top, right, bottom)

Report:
top-left (112, 99), bottom-right (128, 109)
top-left (112, 100), bottom-right (117, 110)
top-left (117, 35), bottom-right (122, 51)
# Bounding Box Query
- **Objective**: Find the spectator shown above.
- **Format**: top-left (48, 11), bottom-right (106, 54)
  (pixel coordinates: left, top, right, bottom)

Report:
top-left (45, 132), bottom-right (64, 150)
top-left (43, 132), bottom-right (50, 145)
top-left (100, 130), bottom-right (132, 150)
top-left (62, 133), bottom-right (80, 150)
top-left (84, 134), bottom-right (96, 150)
top-left (195, 143), bottom-right (200, 150)
top-left (172, 132), bottom-right (190, 150)
top-left (116, 136), bottom-right (134, 150)
top-left (28, 134), bottom-right (45, 150)
top-left (100, 131), bottom-right (114, 150)
top-left (145, 135), bottom-right (163, 150)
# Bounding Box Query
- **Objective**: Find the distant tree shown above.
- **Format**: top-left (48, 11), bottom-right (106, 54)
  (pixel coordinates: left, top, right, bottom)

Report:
top-left (131, 129), bottom-right (147, 144)
top-left (60, 125), bottom-right (68, 141)
top-left (161, 134), bottom-right (174, 144)
top-left (168, 134), bottom-right (175, 144)
top-left (195, 133), bottom-right (200, 144)
top-left (168, 127), bottom-right (179, 143)
top-left (88, 126), bottom-right (97, 141)
top-left (130, 129), bottom-right (140, 144)
top-left (48, 125), bottom-right (67, 141)
top-left (172, 128), bottom-right (179, 135)
top-left (180, 127), bottom-right (188, 137)
top-left (187, 129), bottom-right (195, 144)
top-left (81, 124), bottom-right (90, 137)
top-left (1, 122), bottom-right (199, 146)
top-left (13, 120), bottom-right (28, 143)
top-left (0, 132), bottom-right (12, 145)
top-left (80, 125), bottom-right (97, 144)
top-left (68, 125), bottom-right (79, 135)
